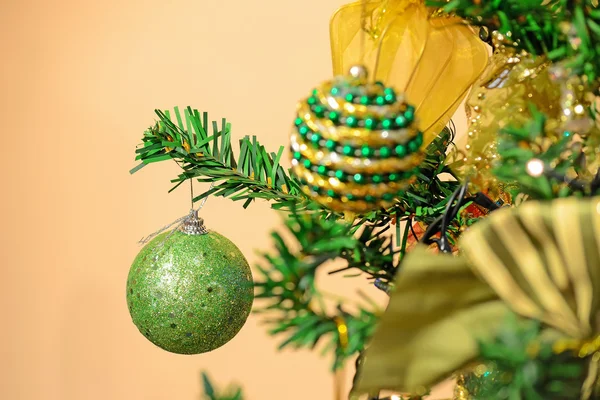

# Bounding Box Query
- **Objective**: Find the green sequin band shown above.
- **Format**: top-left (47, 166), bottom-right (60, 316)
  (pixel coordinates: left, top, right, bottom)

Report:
top-left (293, 120), bottom-right (423, 159)
top-left (329, 83), bottom-right (397, 106)
top-left (306, 95), bottom-right (415, 130)
top-left (292, 150), bottom-right (419, 184)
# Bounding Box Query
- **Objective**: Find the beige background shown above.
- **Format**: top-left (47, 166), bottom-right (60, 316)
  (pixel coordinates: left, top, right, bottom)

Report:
top-left (1, 1), bottom-right (464, 399)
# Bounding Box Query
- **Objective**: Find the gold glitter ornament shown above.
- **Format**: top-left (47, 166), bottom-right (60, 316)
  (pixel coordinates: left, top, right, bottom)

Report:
top-left (549, 64), bottom-right (595, 136)
top-left (453, 374), bottom-right (470, 400)
top-left (462, 32), bottom-right (597, 197)
top-left (462, 33), bottom-right (563, 196)
top-left (290, 65), bottom-right (424, 213)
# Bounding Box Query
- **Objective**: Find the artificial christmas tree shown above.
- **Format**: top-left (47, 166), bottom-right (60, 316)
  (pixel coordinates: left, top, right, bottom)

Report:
top-left (130, 1), bottom-right (600, 398)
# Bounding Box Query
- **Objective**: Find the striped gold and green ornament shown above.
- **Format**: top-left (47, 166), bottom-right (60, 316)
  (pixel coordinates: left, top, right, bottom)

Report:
top-left (290, 65), bottom-right (424, 213)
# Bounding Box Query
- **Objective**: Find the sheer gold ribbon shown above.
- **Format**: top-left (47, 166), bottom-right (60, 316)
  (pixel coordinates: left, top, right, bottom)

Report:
top-left (354, 196), bottom-right (600, 398)
top-left (330, 0), bottom-right (488, 144)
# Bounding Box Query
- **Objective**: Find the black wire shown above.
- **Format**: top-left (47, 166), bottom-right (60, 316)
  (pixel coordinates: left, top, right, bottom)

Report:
top-left (408, 216), bottom-right (418, 242)
top-left (545, 169), bottom-right (587, 192)
top-left (472, 191), bottom-right (501, 211)
top-left (416, 165), bottom-right (600, 254)
top-left (418, 181), bottom-right (501, 253)
top-left (440, 183), bottom-right (469, 252)
top-left (352, 351), bottom-right (364, 389)
top-left (591, 168), bottom-right (600, 194)
top-left (448, 119), bottom-right (457, 142)
top-left (420, 183), bottom-right (468, 253)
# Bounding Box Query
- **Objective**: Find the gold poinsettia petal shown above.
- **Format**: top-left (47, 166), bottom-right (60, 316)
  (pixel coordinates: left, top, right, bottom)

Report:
top-left (354, 246), bottom-right (506, 395)
top-left (355, 196), bottom-right (600, 395)
top-left (461, 197), bottom-right (600, 339)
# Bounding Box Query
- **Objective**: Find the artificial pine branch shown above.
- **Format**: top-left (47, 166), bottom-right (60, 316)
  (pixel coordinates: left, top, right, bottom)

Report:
top-left (201, 373), bottom-right (244, 400)
top-left (467, 315), bottom-right (586, 399)
top-left (393, 126), bottom-right (463, 227)
top-left (254, 206), bottom-right (384, 369)
top-left (131, 107), bottom-right (306, 209)
top-left (427, 0), bottom-right (600, 83)
top-left (132, 107), bottom-right (471, 224)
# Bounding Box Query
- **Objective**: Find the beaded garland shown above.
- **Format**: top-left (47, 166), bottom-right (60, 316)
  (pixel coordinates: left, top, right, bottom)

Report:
top-left (290, 66), bottom-right (424, 213)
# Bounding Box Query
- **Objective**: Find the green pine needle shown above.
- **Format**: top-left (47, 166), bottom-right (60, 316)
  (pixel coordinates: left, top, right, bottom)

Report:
top-left (200, 373), bottom-right (244, 400)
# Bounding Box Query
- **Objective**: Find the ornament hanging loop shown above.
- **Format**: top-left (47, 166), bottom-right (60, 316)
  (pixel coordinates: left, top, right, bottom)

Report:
top-left (137, 181), bottom-right (215, 245)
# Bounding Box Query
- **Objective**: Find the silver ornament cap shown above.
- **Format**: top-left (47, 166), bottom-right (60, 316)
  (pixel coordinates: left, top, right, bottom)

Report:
top-left (179, 210), bottom-right (208, 235)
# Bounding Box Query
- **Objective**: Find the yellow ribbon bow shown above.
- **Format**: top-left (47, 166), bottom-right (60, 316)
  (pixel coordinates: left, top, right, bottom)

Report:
top-left (330, 0), bottom-right (489, 144)
top-left (354, 196), bottom-right (600, 398)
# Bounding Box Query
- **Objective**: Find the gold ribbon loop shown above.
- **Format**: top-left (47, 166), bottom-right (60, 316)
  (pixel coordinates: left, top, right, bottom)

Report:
top-left (330, 0), bottom-right (488, 144)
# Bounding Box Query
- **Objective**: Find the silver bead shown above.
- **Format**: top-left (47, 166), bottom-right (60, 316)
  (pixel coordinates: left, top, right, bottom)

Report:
top-left (348, 65), bottom-right (368, 80)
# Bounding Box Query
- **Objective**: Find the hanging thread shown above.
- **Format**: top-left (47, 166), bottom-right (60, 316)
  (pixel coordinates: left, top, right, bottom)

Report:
top-left (360, 0), bottom-right (367, 65)
top-left (138, 180), bottom-right (215, 245)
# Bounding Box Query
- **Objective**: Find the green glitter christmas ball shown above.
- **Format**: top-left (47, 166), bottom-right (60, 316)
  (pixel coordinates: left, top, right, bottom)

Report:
top-left (126, 229), bottom-right (253, 354)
